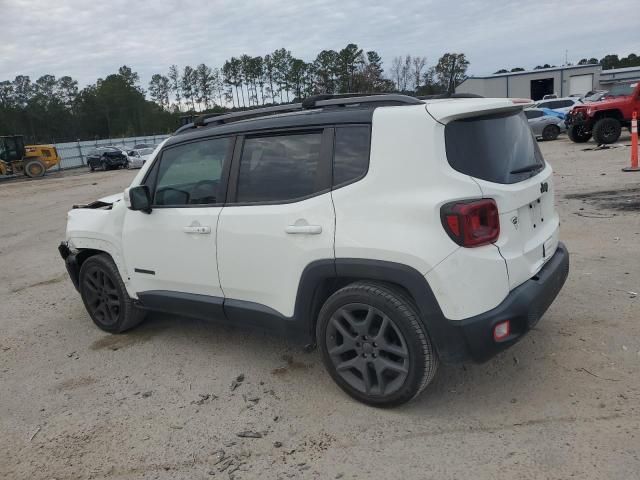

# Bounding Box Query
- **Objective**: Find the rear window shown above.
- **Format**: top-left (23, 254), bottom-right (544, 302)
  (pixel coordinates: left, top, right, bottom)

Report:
top-left (445, 110), bottom-right (545, 184)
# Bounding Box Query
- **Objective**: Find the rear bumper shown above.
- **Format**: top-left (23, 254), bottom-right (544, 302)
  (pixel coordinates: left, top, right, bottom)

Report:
top-left (451, 242), bottom-right (569, 363)
top-left (58, 242), bottom-right (80, 291)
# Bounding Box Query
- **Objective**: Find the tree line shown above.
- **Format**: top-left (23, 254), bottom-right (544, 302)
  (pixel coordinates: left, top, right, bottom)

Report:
top-left (149, 46), bottom-right (469, 112)
top-left (493, 52), bottom-right (640, 74)
top-left (0, 45), bottom-right (469, 143)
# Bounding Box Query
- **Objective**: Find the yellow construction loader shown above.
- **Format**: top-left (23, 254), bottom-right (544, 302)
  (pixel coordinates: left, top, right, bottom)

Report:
top-left (0, 135), bottom-right (61, 178)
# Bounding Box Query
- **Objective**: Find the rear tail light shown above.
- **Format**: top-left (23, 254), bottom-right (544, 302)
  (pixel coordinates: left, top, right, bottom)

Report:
top-left (441, 199), bottom-right (500, 247)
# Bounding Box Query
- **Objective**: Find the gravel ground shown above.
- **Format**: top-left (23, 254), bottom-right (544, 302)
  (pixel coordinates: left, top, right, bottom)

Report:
top-left (1, 134), bottom-right (639, 479)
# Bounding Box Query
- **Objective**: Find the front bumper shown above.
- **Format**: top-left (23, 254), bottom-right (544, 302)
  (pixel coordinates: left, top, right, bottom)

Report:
top-left (452, 242), bottom-right (569, 363)
top-left (58, 242), bottom-right (80, 290)
top-left (565, 111), bottom-right (590, 129)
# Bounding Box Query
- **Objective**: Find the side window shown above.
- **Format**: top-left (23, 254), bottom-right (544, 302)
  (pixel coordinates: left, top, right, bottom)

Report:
top-left (333, 125), bottom-right (370, 186)
top-left (558, 100), bottom-right (573, 108)
top-left (236, 132), bottom-right (325, 203)
top-left (153, 137), bottom-right (230, 206)
top-left (525, 110), bottom-right (542, 119)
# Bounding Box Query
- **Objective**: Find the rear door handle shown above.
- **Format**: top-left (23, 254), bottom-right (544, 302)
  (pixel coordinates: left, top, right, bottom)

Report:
top-left (183, 225), bottom-right (211, 234)
top-left (285, 225), bottom-right (322, 235)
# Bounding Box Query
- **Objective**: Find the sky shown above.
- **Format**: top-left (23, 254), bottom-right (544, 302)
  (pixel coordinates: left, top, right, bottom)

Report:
top-left (2, 0), bottom-right (639, 90)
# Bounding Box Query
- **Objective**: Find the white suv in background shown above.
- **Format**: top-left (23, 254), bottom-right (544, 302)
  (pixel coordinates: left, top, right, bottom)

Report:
top-left (533, 96), bottom-right (583, 113)
top-left (59, 94), bottom-right (569, 407)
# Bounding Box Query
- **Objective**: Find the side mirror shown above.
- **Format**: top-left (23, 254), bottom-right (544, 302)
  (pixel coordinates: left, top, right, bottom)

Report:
top-left (128, 185), bottom-right (152, 214)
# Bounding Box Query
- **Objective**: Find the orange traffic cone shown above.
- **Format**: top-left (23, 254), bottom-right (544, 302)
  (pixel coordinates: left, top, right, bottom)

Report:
top-left (622, 110), bottom-right (639, 172)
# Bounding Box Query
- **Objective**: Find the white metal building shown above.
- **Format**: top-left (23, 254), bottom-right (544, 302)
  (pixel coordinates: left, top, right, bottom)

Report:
top-left (456, 64), bottom-right (604, 100)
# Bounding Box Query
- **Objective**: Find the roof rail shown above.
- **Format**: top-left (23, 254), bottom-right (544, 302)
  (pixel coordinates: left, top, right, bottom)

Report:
top-left (175, 93), bottom-right (423, 134)
top-left (302, 93), bottom-right (423, 109)
top-left (418, 93), bottom-right (484, 100)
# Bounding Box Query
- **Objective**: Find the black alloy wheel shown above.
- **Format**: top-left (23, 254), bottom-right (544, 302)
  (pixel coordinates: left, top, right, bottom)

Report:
top-left (317, 282), bottom-right (438, 407)
top-left (82, 263), bottom-right (122, 327)
top-left (326, 303), bottom-right (410, 397)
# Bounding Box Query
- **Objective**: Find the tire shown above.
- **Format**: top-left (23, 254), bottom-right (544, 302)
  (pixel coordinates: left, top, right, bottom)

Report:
top-left (567, 125), bottom-right (591, 143)
top-left (24, 159), bottom-right (46, 178)
top-left (541, 124), bottom-right (560, 141)
top-left (78, 254), bottom-right (146, 333)
top-left (89, 162), bottom-right (95, 172)
top-left (316, 282), bottom-right (438, 407)
top-left (592, 117), bottom-right (621, 144)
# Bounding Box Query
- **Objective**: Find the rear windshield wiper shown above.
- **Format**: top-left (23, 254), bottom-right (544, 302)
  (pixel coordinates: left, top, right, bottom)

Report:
top-left (510, 163), bottom-right (543, 174)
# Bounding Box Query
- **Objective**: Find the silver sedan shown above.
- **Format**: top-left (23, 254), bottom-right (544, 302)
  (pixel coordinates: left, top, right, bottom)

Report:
top-left (524, 108), bottom-right (566, 141)
top-left (126, 147), bottom-right (155, 169)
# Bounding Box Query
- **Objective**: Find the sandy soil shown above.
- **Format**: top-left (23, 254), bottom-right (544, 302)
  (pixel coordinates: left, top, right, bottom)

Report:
top-left (1, 133), bottom-right (638, 479)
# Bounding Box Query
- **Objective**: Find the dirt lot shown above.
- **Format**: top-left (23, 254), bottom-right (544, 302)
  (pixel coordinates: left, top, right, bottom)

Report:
top-left (1, 134), bottom-right (639, 480)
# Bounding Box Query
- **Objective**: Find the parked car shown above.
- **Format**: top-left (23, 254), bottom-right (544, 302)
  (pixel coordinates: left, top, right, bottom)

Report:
top-left (132, 143), bottom-right (154, 150)
top-left (59, 94), bottom-right (569, 407)
top-left (584, 90), bottom-right (608, 102)
top-left (524, 108), bottom-right (566, 140)
top-left (532, 97), bottom-right (583, 113)
top-left (566, 81), bottom-right (640, 144)
top-left (126, 147), bottom-right (155, 169)
top-left (86, 147), bottom-right (128, 171)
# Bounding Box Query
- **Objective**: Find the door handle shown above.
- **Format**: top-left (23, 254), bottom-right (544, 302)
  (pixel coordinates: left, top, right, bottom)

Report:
top-left (285, 225), bottom-right (322, 235)
top-left (183, 225), bottom-right (211, 234)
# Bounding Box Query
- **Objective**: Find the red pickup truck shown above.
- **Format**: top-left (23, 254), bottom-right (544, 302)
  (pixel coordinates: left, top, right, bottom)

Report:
top-left (566, 81), bottom-right (640, 144)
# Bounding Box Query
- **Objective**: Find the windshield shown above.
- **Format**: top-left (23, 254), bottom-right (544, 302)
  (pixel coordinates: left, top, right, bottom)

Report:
top-left (607, 83), bottom-right (637, 97)
top-left (445, 110), bottom-right (545, 184)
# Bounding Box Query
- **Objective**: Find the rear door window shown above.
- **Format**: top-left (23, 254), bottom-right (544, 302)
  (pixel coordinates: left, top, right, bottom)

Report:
top-left (235, 132), bottom-right (326, 203)
top-left (445, 110), bottom-right (545, 184)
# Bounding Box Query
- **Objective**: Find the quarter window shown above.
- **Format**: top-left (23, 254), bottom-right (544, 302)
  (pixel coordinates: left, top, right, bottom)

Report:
top-left (153, 137), bottom-right (230, 206)
top-left (333, 126), bottom-right (370, 186)
top-left (236, 132), bottom-right (324, 203)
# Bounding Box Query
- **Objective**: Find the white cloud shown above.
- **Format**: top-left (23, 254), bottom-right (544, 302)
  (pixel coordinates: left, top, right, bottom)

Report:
top-left (2, 0), bottom-right (639, 88)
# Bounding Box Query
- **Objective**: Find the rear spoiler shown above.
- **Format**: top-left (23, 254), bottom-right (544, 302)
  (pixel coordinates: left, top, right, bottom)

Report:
top-left (426, 98), bottom-right (532, 124)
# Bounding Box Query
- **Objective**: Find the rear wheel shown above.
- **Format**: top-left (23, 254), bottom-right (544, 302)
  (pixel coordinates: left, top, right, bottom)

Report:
top-left (24, 159), bottom-right (46, 178)
top-left (592, 117), bottom-right (621, 144)
top-left (79, 254), bottom-right (146, 333)
top-left (542, 124), bottom-right (560, 141)
top-left (567, 125), bottom-right (591, 143)
top-left (317, 282), bottom-right (438, 407)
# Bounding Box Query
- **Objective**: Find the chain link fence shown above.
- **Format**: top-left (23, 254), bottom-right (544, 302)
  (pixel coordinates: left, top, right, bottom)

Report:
top-left (52, 134), bottom-right (170, 170)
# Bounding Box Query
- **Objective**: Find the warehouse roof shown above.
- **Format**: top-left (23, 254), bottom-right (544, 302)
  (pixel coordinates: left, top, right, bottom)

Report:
top-left (465, 64), bottom-right (600, 80)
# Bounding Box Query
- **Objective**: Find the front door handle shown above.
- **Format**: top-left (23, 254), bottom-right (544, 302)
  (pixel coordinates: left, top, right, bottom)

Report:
top-left (183, 225), bottom-right (211, 234)
top-left (285, 225), bottom-right (322, 235)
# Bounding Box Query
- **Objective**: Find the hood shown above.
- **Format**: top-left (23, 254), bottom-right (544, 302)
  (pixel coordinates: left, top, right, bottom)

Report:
top-left (578, 95), bottom-right (630, 110)
top-left (98, 192), bottom-right (123, 204)
top-left (72, 192), bottom-right (123, 210)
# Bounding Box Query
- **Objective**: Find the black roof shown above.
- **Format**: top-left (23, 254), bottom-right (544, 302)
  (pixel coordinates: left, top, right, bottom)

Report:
top-left (166, 94), bottom-right (425, 148)
top-left (165, 107), bottom-right (376, 147)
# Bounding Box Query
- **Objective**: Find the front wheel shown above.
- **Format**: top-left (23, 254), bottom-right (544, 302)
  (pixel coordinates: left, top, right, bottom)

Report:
top-left (317, 282), bottom-right (438, 407)
top-left (568, 125), bottom-right (592, 143)
top-left (79, 254), bottom-right (146, 333)
top-left (24, 159), bottom-right (46, 178)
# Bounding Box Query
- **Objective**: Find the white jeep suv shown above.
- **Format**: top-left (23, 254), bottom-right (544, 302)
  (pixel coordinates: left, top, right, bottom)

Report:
top-left (59, 94), bottom-right (569, 407)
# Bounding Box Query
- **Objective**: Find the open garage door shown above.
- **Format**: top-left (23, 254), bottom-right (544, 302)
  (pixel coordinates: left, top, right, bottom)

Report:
top-left (569, 74), bottom-right (593, 96)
